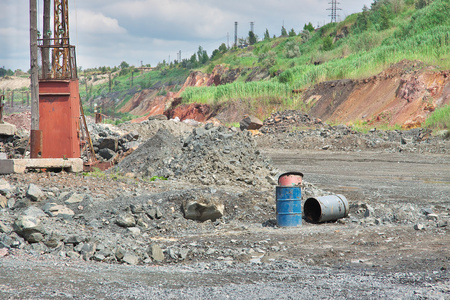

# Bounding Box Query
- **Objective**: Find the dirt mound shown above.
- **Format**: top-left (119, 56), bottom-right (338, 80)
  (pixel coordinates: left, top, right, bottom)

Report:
top-left (115, 124), bottom-right (279, 187)
top-left (2, 111), bottom-right (31, 132)
top-left (260, 110), bottom-right (325, 134)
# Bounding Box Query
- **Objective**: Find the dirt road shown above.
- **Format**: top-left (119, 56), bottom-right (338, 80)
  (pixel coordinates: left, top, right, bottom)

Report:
top-left (1, 150), bottom-right (449, 299)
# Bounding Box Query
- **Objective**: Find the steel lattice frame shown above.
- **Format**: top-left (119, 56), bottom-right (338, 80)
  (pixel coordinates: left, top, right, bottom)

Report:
top-left (327, 0), bottom-right (341, 23)
top-left (52, 0), bottom-right (70, 78)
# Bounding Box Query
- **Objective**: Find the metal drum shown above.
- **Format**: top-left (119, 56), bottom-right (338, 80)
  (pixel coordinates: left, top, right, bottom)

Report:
top-left (304, 194), bottom-right (349, 223)
top-left (278, 171), bottom-right (303, 186)
top-left (276, 186), bottom-right (302, 227)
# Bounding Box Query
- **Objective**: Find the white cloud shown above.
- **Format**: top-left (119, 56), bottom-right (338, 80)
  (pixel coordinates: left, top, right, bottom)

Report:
top-left (0, 0), bottom-right (375, 70)
top-left (74, 10), bottom-right (127, 35)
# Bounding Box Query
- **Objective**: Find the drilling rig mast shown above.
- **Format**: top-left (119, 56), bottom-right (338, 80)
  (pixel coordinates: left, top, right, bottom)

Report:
top-left (37, 0), bottom-right (81, 159)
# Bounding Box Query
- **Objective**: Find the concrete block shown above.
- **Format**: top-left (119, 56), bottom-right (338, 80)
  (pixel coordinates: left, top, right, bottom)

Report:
top-left (0, 123), bottom-right (16, 136)
top-left (0, 158), bottom-right (83, 174)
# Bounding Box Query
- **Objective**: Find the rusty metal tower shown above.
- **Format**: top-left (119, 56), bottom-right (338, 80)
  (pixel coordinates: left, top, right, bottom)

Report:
top-left (327, 0), bottom-right (341, 23)
top-left (36, 0), bottom-right (81, 159)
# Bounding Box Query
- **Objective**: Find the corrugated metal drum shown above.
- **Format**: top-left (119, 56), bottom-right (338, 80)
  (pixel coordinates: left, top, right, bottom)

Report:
top-left (276, 186), bottom-right (302, 227)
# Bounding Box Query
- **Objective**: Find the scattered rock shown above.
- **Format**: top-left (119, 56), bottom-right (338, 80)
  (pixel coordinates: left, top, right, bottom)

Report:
top-left (115, 213), bottom-right (136, 228)
top-left (0, 179), bottom-right (13, 195)
top-left (42, 203), bottom-right (75, 218)
top-left (26, 184), bottom-right (45, 202)
top-left (65, 193), bottom-right (85, 204)
top-left (122, 252), bottom-right (139, 265)
top-left (414, 223), bottom-right (425, 231)
top-left (148, 244), bottom-right (164, 262)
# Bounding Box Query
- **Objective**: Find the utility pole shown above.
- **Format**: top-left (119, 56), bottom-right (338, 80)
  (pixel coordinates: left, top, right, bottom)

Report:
top-left (30, 0), bottom-right (41, 158)
top-left (250, 22), bottom-right (254, 33)
top-left (234, 22), bottom-right (238, 48)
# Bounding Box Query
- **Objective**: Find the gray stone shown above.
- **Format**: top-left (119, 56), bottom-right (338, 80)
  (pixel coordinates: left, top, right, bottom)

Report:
top-left (426, 213), bottom-right (439, 221)
top-left (0, 195), bottom-right (7, 208)
top-left (98, 137), bottom-right (119, 151)
top-left (42, 203), bottom-right (75, 218)
top-left (66, 251), bottom-right (80, 259)
top-left (0, 179), bottom-right (13, 195)
top-left (421, 208), bottom-right (434, 215)
top-left (123, 252), bottom-right (139, 265)
top-left (123, 141), bottom-right (140, 152)
top-left (0, 221), bottom-right (10, 233)
top-left (23, 206), bottom-right (46, 219)
top-left (148, 244), bottom-right (164, 262)
top-left (65, 193), bottom-right (86, 204)
top-left (437, 220), bottom-right (448, 227)
top-left (127, 227), bottom-right (141, 236)
top-left (115, 247), bottom-right (126, 260)
top-left (13, 215), bottom-right (45, 243)
top-left (65, 235), bottom-right (85, 245)
top-left (414, 223), bottom-right (425, 230)
top-left (26, 184), bottom-right (45, 202)
top-left (115, 213), bottom-right (136, 227)
top-left (240, 115), bottom-right (263, 131)
top-left (179, 248), bottom-right (189, 260)
top-left (81, 243), bottom-right (97, 261)
top-left (183, 200), bottom-right (224, 222)
top-left (364, 205), bottom-right (375, 218)
top-left (155, 206), bottom-right (163, 219)
top-left (99, 148), bottom-right (116, 160)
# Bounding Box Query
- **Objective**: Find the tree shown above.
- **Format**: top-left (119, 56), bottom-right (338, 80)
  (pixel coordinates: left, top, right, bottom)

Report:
top-left (248, 31), bottom-right (257, 45)
top-left (289, 28), bottom-right (296, 37)
top-left (197, 46), bottom-right (208, 65)
top-left (353, 5), bottom-right (371, 33)
top-left (379, 5), bottom-right (390, 30)
top-left (264, 29), bottom-right (270, 41)
top-left (303, 22), bottom-right (315, 32)
top-left (281, 26), bottom-right (288, 36)
top-left (285, 41), bottom-right (301, 58)
top-left (218, 43), bottom-right (227, 53)
top-left (119, 61), bottom-right (129, 69)
top-left (300, 30), bottom-right (311, 42)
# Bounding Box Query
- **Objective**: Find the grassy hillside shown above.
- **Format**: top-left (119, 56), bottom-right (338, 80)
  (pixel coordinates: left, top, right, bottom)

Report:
top-left (182, 0), bottom-right (450, 103)
top-left (80, 0), bottom-right (450, 129)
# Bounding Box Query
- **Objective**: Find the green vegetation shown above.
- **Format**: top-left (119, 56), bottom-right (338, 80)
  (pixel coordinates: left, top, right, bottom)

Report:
top-left (179, 0), bottom-right (450, 123)
top-left (424, 104), bottom-right (450, 130)
top-left (348, 120), bottom-right (402, 133)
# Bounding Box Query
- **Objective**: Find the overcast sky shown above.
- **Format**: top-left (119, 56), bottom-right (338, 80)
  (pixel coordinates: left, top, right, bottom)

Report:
top-left (1, 0), bottom-right (374, 71)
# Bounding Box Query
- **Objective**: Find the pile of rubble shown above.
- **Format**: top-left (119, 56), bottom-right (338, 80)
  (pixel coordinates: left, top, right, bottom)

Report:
top-left (257, 110), bottom-right (449, 154)
top-left (115, 124), bottom-right (279, 187)
top-left (260, 110), bottom-right (324, 134)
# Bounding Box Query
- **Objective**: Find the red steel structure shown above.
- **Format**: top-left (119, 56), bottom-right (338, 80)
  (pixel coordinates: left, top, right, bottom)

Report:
top-left (38, 0), bottom-right (81, 158)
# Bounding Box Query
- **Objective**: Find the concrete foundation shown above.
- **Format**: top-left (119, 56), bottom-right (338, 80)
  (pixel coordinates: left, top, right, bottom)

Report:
top-left (0, 123), bottom-right (16, 136)
top-left (0, 158), bottom-right (83, 174)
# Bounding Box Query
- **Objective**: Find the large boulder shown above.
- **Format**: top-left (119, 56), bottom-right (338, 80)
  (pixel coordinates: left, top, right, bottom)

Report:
top-left (240, 115), bottom-right (263, 131)
top-left (183, 200), bottom-right (224, 222)
top-left (13, 215), bottom-right (45, 243)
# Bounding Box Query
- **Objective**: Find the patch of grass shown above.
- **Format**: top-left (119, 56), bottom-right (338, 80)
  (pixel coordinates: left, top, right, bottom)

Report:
top-left (424, 104), bottom-right (450, 130)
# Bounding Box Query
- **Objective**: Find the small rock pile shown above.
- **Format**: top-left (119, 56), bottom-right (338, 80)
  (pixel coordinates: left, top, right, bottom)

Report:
top-left (260, 110), bottom-right (324, 134)
top-left (115, 124), bottom-right (279, 187)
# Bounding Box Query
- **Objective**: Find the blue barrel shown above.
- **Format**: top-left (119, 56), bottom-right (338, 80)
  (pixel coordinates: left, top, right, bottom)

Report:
top-left (276, 186), bottom-right (302, 227)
